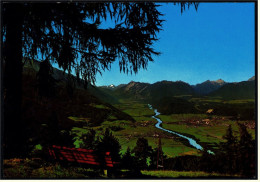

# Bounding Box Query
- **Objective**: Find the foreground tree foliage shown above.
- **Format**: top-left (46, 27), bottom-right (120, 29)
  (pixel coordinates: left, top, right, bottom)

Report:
top-left (2, 2), bottom-right (164, 158)
top-left (2, 1), bottom-right (198, 158)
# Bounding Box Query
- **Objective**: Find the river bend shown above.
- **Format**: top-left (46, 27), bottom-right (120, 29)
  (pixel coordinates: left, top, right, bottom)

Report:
top-left (148, 104), bottom-right (214, 154)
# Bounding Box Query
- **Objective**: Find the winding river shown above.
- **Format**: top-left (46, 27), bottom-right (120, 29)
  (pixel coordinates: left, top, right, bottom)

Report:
top-left (148, 104), bottom-right (214, 154)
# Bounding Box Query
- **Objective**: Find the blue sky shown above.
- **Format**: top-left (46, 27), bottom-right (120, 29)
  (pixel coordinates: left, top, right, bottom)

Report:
top-left (95, 3), bottom-right (255, 86)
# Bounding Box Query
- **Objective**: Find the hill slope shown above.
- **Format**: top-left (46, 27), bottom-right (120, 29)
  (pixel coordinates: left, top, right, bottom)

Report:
top-left (209, 80), bottom-right (255, 100)
top-left (22, 60), bottom-right (134, 128)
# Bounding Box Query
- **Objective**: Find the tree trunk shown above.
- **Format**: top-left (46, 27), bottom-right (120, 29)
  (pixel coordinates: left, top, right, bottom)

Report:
top-left (3, 3), bottom-right (26, 158)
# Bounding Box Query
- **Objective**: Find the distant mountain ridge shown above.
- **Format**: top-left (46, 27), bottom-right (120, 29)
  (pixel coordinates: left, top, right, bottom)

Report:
top-left (192, 79), bottom-right (227, 95)
top-left (100, 76), bottom-right (255, 101)
top-left (24, 60), bottom-right (254, 102)
top-left (112, 80), bottom-right (195, 101)
top-left (30, 60), bottom-right (253, 102)
top-left (209, 79), bottom-right (255, 100)
top-left (248, 76), bottom-right (255, 81)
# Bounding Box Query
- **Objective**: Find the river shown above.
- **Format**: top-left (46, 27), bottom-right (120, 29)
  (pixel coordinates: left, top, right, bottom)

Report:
top-left (148, 104), bottom-right (214, 154)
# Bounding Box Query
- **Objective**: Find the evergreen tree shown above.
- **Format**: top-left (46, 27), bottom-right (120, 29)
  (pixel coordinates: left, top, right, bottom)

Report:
top-left (2, 2), bottom-right (198, 158)
top-left (80, 129), bottom-right (97, 149)
top-left (97, 128), bottom-right (121, 162)
top-left (149, 147), bottom-right (167, 169)
top-left (133, 137), bottom-right (153, 169)
top-left (2, 2), bottom-right (162, 158)
top-left (237, 123), bottom-right (256, 178)
top-left (121, 147), bottom-right (136, 170)
top-left (213, 123), bottom-right (256, 177)
top-left (219, 125), bottom-right (238, 174)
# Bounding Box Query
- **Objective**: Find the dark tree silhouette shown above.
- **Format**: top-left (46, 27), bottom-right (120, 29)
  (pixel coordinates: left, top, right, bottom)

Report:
top-left (3, 4), bottom-right (26, 158)
top-left (199, 124), bottom-right (256, 177)
top-left (237, 123), bottom-right (256, 178)
top-left (2, 2), bottom-right (198, 158)
top-left (133, 137), bottom-right (153, 169)
top-left (80, 129), bottom-right (97, 149)
top-left (219, 125), bottom-right (238, 174)
top-left (97, 128), bottom-right (121, 162)
top-left (121, 147), bottom-right (136, 170)
top-left (37, 60), bottom-right (57, 98)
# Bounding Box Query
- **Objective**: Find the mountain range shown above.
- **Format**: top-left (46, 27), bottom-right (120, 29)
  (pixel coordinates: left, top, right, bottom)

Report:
top-left (192, 79), bottom-right (226, 95)
top-left (100, 76), bottom-right (255, 100)
top-left (209, 79), bottom-right (255, 100)
top-left (23, 59), bottom-right (255, 102)
top-left (113, 80), bottom-right (195, 100)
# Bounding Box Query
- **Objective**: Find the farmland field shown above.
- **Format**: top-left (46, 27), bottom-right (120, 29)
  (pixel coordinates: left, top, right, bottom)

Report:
top-left (69, 97), bottom-right (255, 157)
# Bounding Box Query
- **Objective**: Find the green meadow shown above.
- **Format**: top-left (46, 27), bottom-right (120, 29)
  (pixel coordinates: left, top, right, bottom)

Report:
top-left (68, 98), bottom-right (255, 158)
top-left (141, 170), bottom-right (241, 178)
top-left (69, 100), bottom-right (201, 157)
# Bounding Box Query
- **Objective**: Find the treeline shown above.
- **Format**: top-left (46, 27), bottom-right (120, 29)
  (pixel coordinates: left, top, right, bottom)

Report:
top-left (209, 102), bottom-right (255, 120)
top-left (164, 122), bottom-right (256, 178)
top-left (76, 129), bottom-right (166, 172)
top-left (105, 123), bottom-right (255, 178)
top-left (151, 97), bottom-right (198, 115)
top-left (153, 96), bottom-right (255, 120)
top-left (83, 124), bottom-right (255, 178)
top-left (34, 122), bottom-right (255, 178)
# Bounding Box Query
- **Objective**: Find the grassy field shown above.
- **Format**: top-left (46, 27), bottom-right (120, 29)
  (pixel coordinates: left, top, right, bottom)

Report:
top-left (67, 97), bottom-right (255, 158)
top-left (69, 99), bottom-right (201, 157)
top-left (158, 114), bottom-right (208, 123)
top-left (3, 158), bottom-right (104, 179)
top-left (160, 114), bottom-right (255, 145)
top-left (141, 170), bottom-right (241, 178)
top-left (106, 100), bottom-right (203, 156)
top-left (4, 158), bottom-right (241, 179)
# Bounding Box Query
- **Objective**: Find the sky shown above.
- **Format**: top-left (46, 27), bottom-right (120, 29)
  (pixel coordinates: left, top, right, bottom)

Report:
top-left (94, 2), bottom-right (255, 86)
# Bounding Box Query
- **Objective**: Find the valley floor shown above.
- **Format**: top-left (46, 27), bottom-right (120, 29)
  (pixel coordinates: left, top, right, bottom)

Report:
top-left (71, 98), bottom-right (255, 157)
